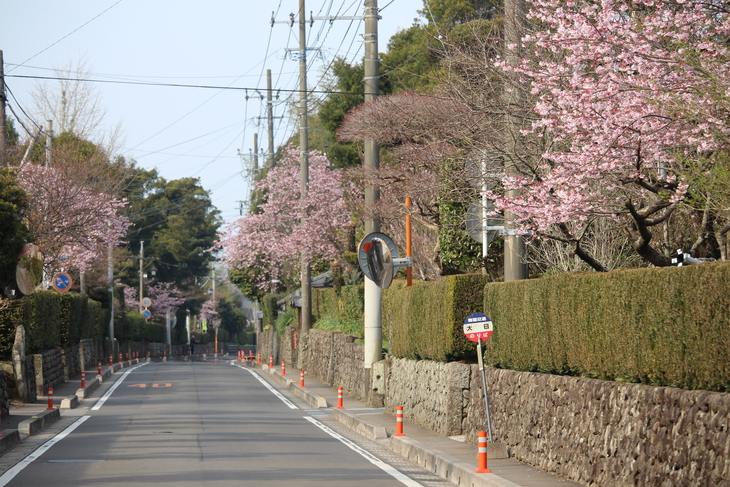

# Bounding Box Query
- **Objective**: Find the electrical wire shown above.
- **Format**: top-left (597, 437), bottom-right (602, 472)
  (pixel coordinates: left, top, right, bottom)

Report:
top-left (8, 0), bottom-right (124, 73)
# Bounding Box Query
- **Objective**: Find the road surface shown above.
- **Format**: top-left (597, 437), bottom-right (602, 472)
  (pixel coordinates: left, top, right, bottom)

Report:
top-left (0, 361), bottom-right (454, 487)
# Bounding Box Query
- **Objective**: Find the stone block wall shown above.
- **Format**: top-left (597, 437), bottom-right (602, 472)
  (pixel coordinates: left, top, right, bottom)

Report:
top-left (268, 328), bottom-right (730, 486)
top-left (387, 359), bottom-right (730, 486)
top-left (79, 338), bottom-right (98, 371)
top-left (34, 348), bottom-right (64, 396)
top-left (61, 345), bottom-right (81, 381)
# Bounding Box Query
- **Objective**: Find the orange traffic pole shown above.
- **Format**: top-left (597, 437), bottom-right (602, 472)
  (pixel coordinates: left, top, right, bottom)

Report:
top-left (47, 388), bottom-right (55, 410)
top-left (81, 370), bottom-right (86, 389)
top-left (299, 370), bottom-right (305, 388)
top-left (475, 431), bottom-right (491, 473)
top-left (269, 355), bottom-right (273, 368)
top-left (97, 361), bottom-right (102, 376)
top-left (281, 361), bottom-right (286, 376)
top-left (394, 405), bottom-right (406, 436)
top-left (336, 387), bottom-right (344, 409)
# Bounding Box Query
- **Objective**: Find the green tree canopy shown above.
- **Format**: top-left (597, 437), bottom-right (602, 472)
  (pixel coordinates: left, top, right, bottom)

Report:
top-left (0, 168), bottom-right (29, 294)
top-left (121, 168), bottom-right (221, 293)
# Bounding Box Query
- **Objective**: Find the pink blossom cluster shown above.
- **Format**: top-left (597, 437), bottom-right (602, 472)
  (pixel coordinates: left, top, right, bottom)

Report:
top-left (18, 163), bottom-right (130, 274)
top-left (122, 281), bottom-right (184, 321)
top-left (216, 146), bottom-right (350, 291)
top-left (494, 0), bottom-right (730, 234)
top-left (198, 299), bottom-right (218, 322)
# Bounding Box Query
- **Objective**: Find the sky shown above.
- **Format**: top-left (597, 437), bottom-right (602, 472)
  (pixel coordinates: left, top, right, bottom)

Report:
top-left (1, 0), bottom-right (424, 224)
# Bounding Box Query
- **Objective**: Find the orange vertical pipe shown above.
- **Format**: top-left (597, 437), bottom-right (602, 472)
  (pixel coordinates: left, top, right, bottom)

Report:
top-left (405, 196), bottom-right (412, 286)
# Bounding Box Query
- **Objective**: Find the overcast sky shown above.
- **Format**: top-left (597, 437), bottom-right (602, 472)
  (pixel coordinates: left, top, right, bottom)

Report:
top-left (1, 1), bottom-right (423, 223)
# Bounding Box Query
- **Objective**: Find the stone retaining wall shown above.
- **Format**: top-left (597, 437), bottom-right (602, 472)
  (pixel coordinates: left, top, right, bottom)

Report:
top-left (267, 327), bottom-right (730, 486)
top-left (79, 338), bottom-right (98, 371)
top-left (61, 344), bottom-right (80, 381)
top-left (34, 348), bottom-right (64, 396)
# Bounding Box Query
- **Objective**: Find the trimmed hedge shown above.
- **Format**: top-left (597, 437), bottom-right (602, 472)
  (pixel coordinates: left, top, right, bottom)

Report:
top-left (0, 291), bottom-right (104, 357)
top-left (312, 285), bottom-right (364, 324)
top-left (482, 262), bottom-right (730, 392)
top-left (383, 275), bottom-right (491, 361)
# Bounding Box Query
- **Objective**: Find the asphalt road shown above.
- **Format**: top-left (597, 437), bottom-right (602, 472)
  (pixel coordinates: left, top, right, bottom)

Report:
top-left (0, 361), bottom-right (454, 487)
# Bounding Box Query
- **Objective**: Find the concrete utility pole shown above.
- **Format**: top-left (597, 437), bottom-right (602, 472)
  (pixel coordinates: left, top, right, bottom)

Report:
top-left (108, 233), bottom-right (115, 352)
top-left (253, 133), bottom-right (259, 172)
top-left (503, 0), bottom-right (529, 282)
top-left (267, 69), bottom-right (275, 168)
top-left (362, 0), bottom-right (381, 368)
top-left (299, 0), bottom-right (312, 333)
top-left (0, 50), bottom-right (7, 167)
top-left (45, 120), bottom-right (53, 167)
top-left (138, 240), bottom-right (144, 313)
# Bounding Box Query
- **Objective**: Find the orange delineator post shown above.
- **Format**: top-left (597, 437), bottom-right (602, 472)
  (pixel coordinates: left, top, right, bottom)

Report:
top-left (299, 370), bottom-right (305, 388)
top-left (281, 361), bottom-right (286, 376)
top-left (257, 353), bottom-right (261, 364)
top-left (394, 405), bottom-right (406, 436)
top-left (97, 361), bottom-right (102, 376)
top-left (336, 387), bottom-right (344, 409)
top-left (47, 388), bottom-right (55, 410)
top-left (475, 430), bottom-right (491, 473)
top-left (81, 371), bottom-right (86, 389)
top-left (269, 356), bottom-right (273, 368)
top-left (119, 352), bottom-right (122, 364)
top-left (109, 355), bottom-right (113, 367)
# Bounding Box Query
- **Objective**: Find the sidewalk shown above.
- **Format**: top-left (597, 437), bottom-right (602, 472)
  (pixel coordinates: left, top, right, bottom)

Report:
top-left (248, 359), bottom-right (582, 487)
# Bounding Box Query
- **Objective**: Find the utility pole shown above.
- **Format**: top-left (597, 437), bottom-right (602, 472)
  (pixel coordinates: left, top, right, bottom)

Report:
top-left (299, 0), bottom-right (312, 333)
top-left (138, 240), bottom-right (144, 313)
top-left (0, 50), bottom-right (7, 167)
top-left (45, 120), bottom-right (53, 167)
top-left (503, 0), bottom-right (529, 282)
top-left (253, 132), bottom-right (259, 172)
top-left (363, 0), bottom-right (382, 368)
top-left (108, 230), bottom-right (115, 353)
top-left (267, 69), bottom-right (275, 168)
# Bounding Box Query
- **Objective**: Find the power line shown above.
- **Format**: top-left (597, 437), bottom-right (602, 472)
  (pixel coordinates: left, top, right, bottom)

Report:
top-left (8, 0), bottom-right (124, 73)
top-left (6, 74), bottom-right (366, 97)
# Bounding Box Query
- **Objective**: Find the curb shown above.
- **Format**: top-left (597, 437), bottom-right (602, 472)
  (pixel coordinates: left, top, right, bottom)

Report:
top-left (60, 395), bottom-right (79, 409)
top-left (0, 430), bottom-right (21, 454)
top-left (17, 408), bottom-right (61, 436)
top-left (287, 382), bottom-right (328, 409)
top-left (76, 377), bottom-right (101, 400)
top-left (98, 367), bottom-right (113, 382)
top-left (332, 408), bottom-right (387, 440)
top-left (389, 435), bottom-right (522, 487)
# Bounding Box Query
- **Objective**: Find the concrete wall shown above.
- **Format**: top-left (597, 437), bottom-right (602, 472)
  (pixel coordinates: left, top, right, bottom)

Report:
top-left (269, 327), bottom-right (730, 486)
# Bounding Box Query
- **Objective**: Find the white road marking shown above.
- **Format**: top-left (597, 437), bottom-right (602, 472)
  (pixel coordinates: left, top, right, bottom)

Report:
top-left (232, 364), bottom-right (298, 409)
top-left (0, 416), bottom-right (90, 486)
top-left (91, 362), bottom-right (148, 411)
top-left (304, 416), bottom-right (424, 487)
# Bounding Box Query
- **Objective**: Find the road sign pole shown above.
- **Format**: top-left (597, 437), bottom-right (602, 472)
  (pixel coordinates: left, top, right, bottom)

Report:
top-left (477, 337), bottom-right (493, 443)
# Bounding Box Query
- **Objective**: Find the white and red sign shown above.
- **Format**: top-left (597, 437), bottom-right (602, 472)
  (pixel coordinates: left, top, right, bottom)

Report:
top-left (463, 313), bottom-right (493, 342)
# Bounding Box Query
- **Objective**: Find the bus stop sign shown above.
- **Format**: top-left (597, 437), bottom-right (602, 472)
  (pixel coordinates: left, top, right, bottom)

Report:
top-left (463, 313), bottom-right (493, 342)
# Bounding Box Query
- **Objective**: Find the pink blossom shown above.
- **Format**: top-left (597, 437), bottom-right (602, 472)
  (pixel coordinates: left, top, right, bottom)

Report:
top-left (215, 146), bottom-right (350, 290)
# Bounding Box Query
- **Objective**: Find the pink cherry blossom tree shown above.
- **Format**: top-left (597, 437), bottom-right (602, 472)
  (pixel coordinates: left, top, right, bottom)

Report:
top-left (122, 281), bottom-right (184, 321)
top-left (199, 299), bottom-right (218, 321)
top-left (492, 0), bottom-right (730, 268)
top-left (216, 146), bottom-right (350, 292)
top-left (18, 162), bottom-right (130, 277)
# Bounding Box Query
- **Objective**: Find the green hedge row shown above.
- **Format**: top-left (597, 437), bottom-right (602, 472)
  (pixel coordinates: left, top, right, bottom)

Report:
top-left (482, 262), bottom-right (730, 392)
top-left (0, 291), bottom-right (105, 358)
top-left (312, 285), bottom-right (364, 323)
top-left (383, 275), bottom-right (491, 361)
